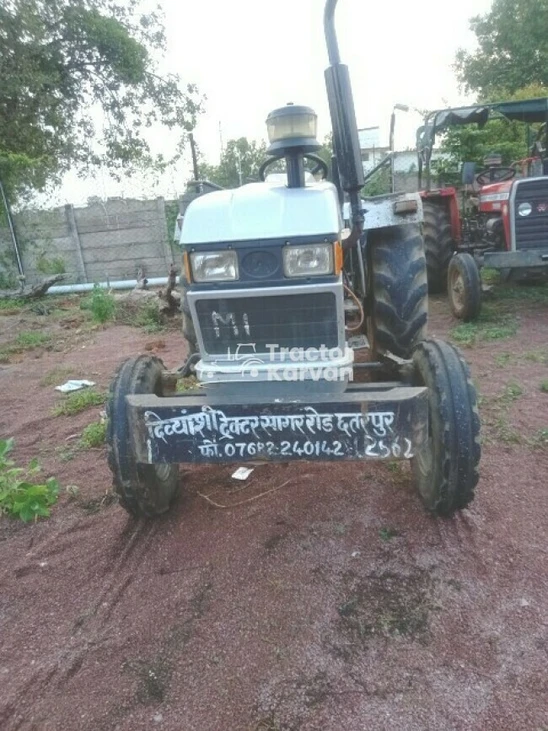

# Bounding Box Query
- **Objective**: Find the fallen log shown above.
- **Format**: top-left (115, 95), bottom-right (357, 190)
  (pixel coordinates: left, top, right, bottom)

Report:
top-left (0, 274), bottom-right (65, 300)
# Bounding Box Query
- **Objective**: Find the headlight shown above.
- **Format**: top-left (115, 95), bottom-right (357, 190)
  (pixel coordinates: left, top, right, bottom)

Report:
top-left (190, 250), bottom-right (238, 282)
top-left (283, 244), bottom-right (333, 278)
top-left (518, 202), bottom-right (532, 217)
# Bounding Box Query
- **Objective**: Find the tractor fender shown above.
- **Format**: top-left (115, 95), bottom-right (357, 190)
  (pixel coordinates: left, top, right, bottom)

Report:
top-left (362, 192), bottom-right (423, 231)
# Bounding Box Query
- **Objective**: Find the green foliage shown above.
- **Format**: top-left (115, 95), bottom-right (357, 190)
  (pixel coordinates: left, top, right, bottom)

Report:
top-left (450, 304), bottom-right (518, 346)
top-left (36, 254), bottom-right (66, 276)
top-left (198, 134), bottom-right (333, 190)
top-left (0, 438), bottom-right (60, 521)
top-left (114, 294), bottom-right (165, 332)
top-left (314, 135), bottom-right (334, 171)
top-left (82, 284), bottom-right (116, 323)
top-left (455, 0), bottom-right (548, 96)
top-left (165, 199), bottom-right (180, 247)
top-left (0, 0), bottom-right (202, 201)
top-left (494, 352), bottom-right (512, 367)
top-left (500, 382), bottom-right (523, 402)
top-left (482, 268), bottom-right (500, 285)
top-left (17, 331), bottom-right (50, 348)
top-left (362, 165), bottom-right (391, 196)
top-left (0, 330), bottom-right (50, 361)
top-left (53, 388), bottom-right (106, 416)
top-left (176, 376), bottom-right (198, 392)
top-left (379, 527), bottom-right (400, 541)
top-left (200, 138), bottom-right (269, 189)
top-left (540, 381), bottom-right (548, 393)
top-left (493, 283), bottom-right (548, 303)
top-left (437, 85), bottom-right (548, 171)
top-left (0, 247), bottom-right (20, 290)
top-left (132, 298), bottom-right (164, 332)
top-left (534, 428), bottom-right (548, 447)
top-left (0, 298), bottom-right (26, 311)
top-left (80, 420), bottom-right (107, 448)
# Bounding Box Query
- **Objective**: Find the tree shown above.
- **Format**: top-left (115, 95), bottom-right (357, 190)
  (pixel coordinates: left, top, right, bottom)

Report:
top-left (456, 0), bottom-right (548, 96)
top-left (199, 134), bottom-right (335, 189)
top-left (437, 85), bottom-right (548, 175)
top-left (199, 138), bottom-right (268, 189)
top-left (0, 0), bottom-right (202, 200)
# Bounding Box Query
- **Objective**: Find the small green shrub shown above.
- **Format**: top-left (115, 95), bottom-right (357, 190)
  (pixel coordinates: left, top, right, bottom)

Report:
top-left (500, 382), bottom-right (523, 402)
top-left (0, 298), bottom-right (26, 312)
top-left (82, 284), bottom-right (116, 323)
top-left (540, 381), bottom-right (548, 393)
top-left (379, 527), bottom-right (400, 541)
top-left (0, 270), bottom-right (18, 290)
top-left (481, 268), bottom-right (500, 285)
top-left (450, 306), bottom-right (518, 347)
top-left (176, 376), bottom-right (198, 392)
top-left (133, 298), bottom-right (164, 332)
top-left (531, 428), bottom-right (548, 448)
top-left (494, 352), bottom-right (512, 367)
top-left (53, 389), bottom-right (106, 416)
top-left (0, 330), bottom-right (51, 361)
top-left (0, 439), bottom-right (60, 521)
top-left (495, 284), bottom-right (548, 303)
top-left (36, 254), bottom-right (66, 275)
top-left (16, 331), bottom-right (50, 349)
top-left (80, 420), bottom-right (107, 448)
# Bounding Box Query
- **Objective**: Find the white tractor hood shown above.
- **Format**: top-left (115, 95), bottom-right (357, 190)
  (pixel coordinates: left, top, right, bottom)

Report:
top-left (180, 181), bottom-right (342, 245)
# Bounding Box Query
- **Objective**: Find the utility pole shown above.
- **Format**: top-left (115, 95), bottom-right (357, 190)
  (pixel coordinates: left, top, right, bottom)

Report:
top-left (219, 121), bottom-right (224, 155)
top-left (0, 177), bottom-right (24, 277)
top-left (189, 132), bottom-right (200, 181)
top-left (389, 103), bottom-right (410, 192)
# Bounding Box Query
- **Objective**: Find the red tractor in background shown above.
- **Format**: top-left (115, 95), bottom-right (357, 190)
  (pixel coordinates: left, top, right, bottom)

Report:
top-left (417, 97), bottom-right (548, 320)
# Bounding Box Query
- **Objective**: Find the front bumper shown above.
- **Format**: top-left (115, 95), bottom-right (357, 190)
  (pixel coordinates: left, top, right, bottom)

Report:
top-left (127, 382), bottom-right (428, 464)
top-left (484, 248), bottom-right (548, 268)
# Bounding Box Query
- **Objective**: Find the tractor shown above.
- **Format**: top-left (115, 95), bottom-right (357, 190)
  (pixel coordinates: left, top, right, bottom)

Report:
top-left (106, 0), bottom-right (480, 520)
top-left (416, 98), bottom-right (548, 320)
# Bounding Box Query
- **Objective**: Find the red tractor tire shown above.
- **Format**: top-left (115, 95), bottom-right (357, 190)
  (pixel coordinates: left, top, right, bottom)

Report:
top-left (422, 199), bottom-right (454, 294)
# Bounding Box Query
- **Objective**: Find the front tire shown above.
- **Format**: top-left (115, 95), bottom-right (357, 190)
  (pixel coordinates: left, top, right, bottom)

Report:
top-left (368, 224), bottom-right (428, 359)
top-left (448, 253), bottom-right (482, 321)
top-left (107, 355), bottom-right (179, 518)
top-left (411, 339), bottom-right (480, 516)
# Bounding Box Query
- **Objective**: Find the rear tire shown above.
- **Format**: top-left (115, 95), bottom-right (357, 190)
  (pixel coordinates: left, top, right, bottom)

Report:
top-left (107, 355), bottom-right (179, 518)
top-left (368, 224), bottom-right (428, 359)
top-left (422, 199), bottom-right (454, 293)
top-left (411, 339), bottom-right (480, 516)
top-left (448, 253), bottom-right (481, 321)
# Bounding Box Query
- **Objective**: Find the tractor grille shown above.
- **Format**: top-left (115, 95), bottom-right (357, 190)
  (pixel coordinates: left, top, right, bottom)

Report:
top-left (514, 178), bottom-right (548, 250)
top-left (194, 291), bottom-right (339, 356)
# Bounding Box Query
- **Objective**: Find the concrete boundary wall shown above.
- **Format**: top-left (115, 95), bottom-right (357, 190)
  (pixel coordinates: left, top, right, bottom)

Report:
top-left (0, 197), bottom-right (177, 287)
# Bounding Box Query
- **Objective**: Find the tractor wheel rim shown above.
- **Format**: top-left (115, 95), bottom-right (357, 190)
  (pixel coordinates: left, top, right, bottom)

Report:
top-left (450, 270), bottom-right (465, 314)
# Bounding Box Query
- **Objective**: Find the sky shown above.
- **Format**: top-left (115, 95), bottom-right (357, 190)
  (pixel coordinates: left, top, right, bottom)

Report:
top-left (50, 0), bottom-right (494, 206)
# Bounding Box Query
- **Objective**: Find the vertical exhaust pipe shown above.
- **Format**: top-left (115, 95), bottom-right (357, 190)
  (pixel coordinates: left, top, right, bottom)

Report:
top-left (324, 0), bottom-right (365, 237)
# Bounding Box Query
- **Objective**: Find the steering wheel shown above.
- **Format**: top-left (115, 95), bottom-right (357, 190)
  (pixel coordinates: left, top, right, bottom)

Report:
top-left (259, 153), bottom-right (329, 182)
top-left (475, 166), bottom-right (516, 186)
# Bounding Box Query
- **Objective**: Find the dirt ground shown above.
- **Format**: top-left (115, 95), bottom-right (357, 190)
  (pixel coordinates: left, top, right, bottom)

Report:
top-left (0, 290), bottom-right (547, 731)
